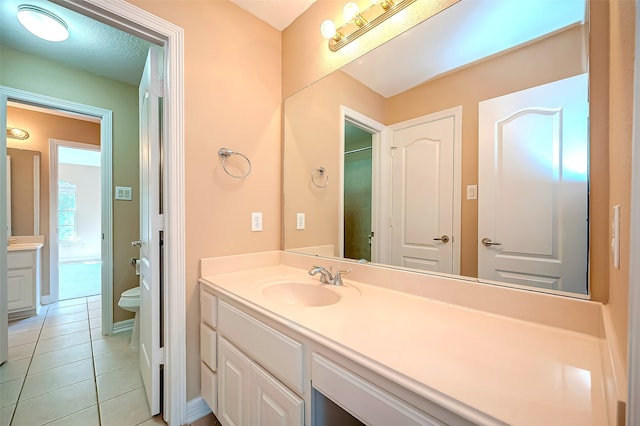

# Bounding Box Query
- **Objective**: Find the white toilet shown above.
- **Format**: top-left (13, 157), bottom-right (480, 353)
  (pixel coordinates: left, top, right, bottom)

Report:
top-left (118, 286), bottom-right (140, 349)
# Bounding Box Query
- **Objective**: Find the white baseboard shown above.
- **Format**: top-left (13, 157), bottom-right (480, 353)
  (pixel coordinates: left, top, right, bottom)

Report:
top-left (40, 295), bottom-right (54, 305)
top-left (186, 397), bottom-right (212, 424)
top-left (112, 319), bottom-right (134, 334)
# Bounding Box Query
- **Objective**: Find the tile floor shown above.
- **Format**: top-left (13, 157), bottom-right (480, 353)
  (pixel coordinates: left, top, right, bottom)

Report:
top-left (1, 296), bottom-right (165, 426)
top-left (58, 262), bottom-right (102, 301)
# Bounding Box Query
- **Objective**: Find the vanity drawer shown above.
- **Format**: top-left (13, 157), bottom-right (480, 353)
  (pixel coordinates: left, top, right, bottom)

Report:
top-left (200, 324), bottom-right (217, 371)
top-left (200, 290), bottom-right (218, 329)
top-left (8, 251), bottom-right (35, 269)
top-left (312, 353), bottom-right (444, 426)
top-left (218, 300), bottom-right (303, 394)
top-left (201, 362), bottom-right (218, 415)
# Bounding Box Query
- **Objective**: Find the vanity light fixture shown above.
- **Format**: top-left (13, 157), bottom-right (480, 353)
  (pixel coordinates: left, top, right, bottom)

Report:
top-left (17, 5), bottom-right (69, 42)
top-left (320, 0), bottom-right (417, 51)
top-left (6, 127), bottom-right (30, 140)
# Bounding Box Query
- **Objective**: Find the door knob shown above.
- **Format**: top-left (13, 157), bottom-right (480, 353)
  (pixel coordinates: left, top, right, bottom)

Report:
top-left (481, 238), bottom-right (502, 247)
top-left (433, 235), bottom-right (450, 243)
top-left (131, 240), bottom-right (142, 247)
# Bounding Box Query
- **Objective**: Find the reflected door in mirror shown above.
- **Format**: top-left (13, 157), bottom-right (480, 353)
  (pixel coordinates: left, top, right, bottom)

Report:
top-left (391, 115), bottom-right (456, 273)
top-left (478, 73), bottom-right (588, 294)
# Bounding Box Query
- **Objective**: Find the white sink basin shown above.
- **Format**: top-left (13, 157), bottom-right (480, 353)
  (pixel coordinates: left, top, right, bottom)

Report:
top-left (262, 282), bottom-right (341, 307)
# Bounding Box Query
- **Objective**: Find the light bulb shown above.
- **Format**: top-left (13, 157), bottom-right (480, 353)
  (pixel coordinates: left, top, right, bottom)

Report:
top-left (343, 2), bottom-right (360, 23)
top-left (320, 19), bottom-right (337, 40)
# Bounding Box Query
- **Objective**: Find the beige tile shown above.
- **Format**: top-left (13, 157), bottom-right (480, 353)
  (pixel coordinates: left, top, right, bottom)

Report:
top-left (47, 304), bottom-right (87, 317)
top-left (47, 298), bottom-right (87, 309)
top-left (139, 415), bottom-right (168, 425)
top-left (12, 379), bottom-right (96, 426)
top-left (8, 318), bottom-right (44, 335)
top-left (0, 377), bottom-right (24, 409)
top-left (35, 329), bottom-right (91, 355)
top-left (45, 405), bottom-right (100, 426)
top-left (8, 330), bottom-right (40, 347)
top-left (99, 386), bottom-right (151, 426)
top-left (94, 346), bottom-right (138, 376)
top-left (40, 320), bottom-right (89, 339)
top-left (189, 413), bottom-right (222, 426)
top-left (89, 316), bottom-right (101, 329)
top-left (28, 342), bottom-right (93, 374)
top-left (43, 312), bottom-right (88, 328)
top-left (7, 342), bottom-right (35, 362)
top-left (92, 331), bottom-right (132, 356)
top-left (88, 301), bottom-right (101, 310)
top-left (87, 295), bottom-right (101, 303)
top-left (90, 326), bottom-right (104, 340)
top-left (89, 308), bottom-right (101, 319)
top-left (0, 358), bottom-right (29, 384)
top-left (0, 404), bottom-right (14, 426)
top-left (21, 358), bottom-right (94, 400)
top-left (96, 363), bottom-right (143, 402)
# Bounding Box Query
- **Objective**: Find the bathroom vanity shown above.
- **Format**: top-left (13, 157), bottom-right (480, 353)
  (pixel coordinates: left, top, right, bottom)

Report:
top-left (199, 251), bottom-right (617, 425)
top-left (8, 240), bottom-right (43, 319)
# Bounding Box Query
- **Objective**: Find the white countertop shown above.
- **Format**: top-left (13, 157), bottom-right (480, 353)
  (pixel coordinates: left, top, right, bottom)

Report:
top-left (200, 261), bottom-right (610, 426)
top-left (8, 242), bottom-right (44, 252)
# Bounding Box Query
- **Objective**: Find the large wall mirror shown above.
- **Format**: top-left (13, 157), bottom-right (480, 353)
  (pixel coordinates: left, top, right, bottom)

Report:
top-left (283, 0), bottom-right (590, 297)
top-left (6, 147), bottom-right (41, 236)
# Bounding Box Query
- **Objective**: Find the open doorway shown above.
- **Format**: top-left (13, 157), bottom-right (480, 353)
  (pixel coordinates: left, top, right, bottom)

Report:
top-left (52, 141), bottom-right (102, 300)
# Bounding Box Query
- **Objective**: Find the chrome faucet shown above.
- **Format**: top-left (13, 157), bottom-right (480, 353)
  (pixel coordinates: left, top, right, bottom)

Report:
top-left (308, 265), bottom-right (351, 286)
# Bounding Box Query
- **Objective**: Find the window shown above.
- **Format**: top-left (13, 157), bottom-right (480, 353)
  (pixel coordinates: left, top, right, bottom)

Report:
top-left (58, 180), bottom-right (77, 241)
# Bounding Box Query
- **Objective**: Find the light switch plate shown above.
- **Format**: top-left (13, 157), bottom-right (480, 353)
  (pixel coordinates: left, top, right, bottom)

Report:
top-left (252, 212), bottom-right (263, 232)
top-left (296, 213), bottom-right (305, 230)
top-left (115, 186), bottom-right (132, 201)
top-left (466, 185), bottom-right (478, 200)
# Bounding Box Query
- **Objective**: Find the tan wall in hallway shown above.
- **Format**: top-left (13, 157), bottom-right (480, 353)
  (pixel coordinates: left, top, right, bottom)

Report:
top-left (127, 0), bottom-right (283, 400)
top-left (7, 106), bottom-right (100, 307)
top-left (1, 46), bottom-right (140, 324)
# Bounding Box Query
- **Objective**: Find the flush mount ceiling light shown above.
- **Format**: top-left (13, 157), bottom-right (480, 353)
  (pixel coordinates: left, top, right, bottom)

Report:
top-left (17, 4), bottom-right (69, 42)
top-left (321, 0), bottom-right (417, 51)
top-left (6, 127), bottom-right (30, 140)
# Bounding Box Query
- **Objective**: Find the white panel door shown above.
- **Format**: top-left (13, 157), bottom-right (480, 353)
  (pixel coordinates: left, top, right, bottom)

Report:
top-left (138, 46), bottom-right (163, 414)
top-left (478, 73), bottom-right (588, 293)
top-left (391, 116), bottom-right (455, 273)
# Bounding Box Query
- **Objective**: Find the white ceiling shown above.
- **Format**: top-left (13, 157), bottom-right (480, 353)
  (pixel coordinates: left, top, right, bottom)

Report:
top-left (229, 0), bottom-right (316, 31)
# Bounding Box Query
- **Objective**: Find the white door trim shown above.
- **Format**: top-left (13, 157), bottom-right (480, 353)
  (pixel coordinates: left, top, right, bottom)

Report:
top-left (627, 2), bottom-right (640, 422)
top-left (49, 138), bottom-right (103, 308)
top-left (0, 87), bottom-right (114, 332)
top-left (57, 1), bottom-right (187, 424)
top-left (387, 106), bottom-right (463, 275)
top-left (340, 106), bottom-right (386, 262)
top-left (0, 93), bottom-right (8, 364)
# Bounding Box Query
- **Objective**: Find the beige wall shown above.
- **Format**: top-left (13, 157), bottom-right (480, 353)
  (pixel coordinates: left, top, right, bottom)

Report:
top-left (283, 70), bottom-right (384, 252)
top-left (385, 25), bottom-right (587, 278)
top-left (127, 0), bottom-right (283, 400)
top-left (6, 106), bottom-right (100, 303)
top-left (607, 0), bottom-right (634, 371)
top-left (1, 47), bottom-right (140, 324)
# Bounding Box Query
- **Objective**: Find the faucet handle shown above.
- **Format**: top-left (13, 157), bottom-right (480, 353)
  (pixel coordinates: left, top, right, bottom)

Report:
top-left (333, 269), bottom-right (351, 286)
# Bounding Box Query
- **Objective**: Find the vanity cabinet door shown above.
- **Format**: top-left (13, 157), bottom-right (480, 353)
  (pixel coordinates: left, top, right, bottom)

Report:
top-left (252, 362), bottom-right (303, 426)
top-left (7, 268), bottom-right (34, 312)
top-left (219, 336), bottom-right (252, 426)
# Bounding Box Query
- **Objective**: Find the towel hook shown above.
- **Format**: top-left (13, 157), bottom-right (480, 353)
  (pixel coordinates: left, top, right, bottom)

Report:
top-left (218, 148), bottom-right (252, 179)
top-left (311, 166), bottom-right (328, 188)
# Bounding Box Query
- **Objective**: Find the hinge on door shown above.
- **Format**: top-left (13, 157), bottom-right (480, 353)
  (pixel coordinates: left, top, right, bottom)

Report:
top-left (155, 214), bottom-right (165, 231)
top-left (159, 347), bottom-right (165, 364)
top-left (390, 146), bottom-right (397, 157)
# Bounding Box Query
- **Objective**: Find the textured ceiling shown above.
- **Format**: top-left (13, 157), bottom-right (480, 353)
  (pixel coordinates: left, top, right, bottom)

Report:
top-left (0, 0), bottom-right (150, 86)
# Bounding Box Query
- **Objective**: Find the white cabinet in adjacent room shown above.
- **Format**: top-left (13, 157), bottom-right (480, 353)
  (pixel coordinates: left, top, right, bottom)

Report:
top-left (7, 245), bottom-right (42, 318)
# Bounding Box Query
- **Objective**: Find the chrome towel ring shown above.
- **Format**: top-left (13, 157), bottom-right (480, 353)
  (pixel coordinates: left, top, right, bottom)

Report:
top-left (218, 148), bottom-right (252, 179)
top-left (311, 166), bottom-right (328, 188)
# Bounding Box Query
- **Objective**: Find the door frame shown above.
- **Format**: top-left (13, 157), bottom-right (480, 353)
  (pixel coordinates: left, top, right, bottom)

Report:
top-left (339, 106), bottom-right (385, 262)
top-left (387, 106), bottom-right (463, 275)
top-left (54, 0), bottom-right (186, 423)
top-left (49, 139), bottom-right (103, 305)
top-left (0, 88), bottom-right (114, 329)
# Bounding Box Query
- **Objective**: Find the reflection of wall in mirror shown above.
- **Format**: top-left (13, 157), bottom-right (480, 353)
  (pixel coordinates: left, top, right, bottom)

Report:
top-left (284, 24), bottom-right (587, 278)
top-left (6, 148), bottom-right (38, 236)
